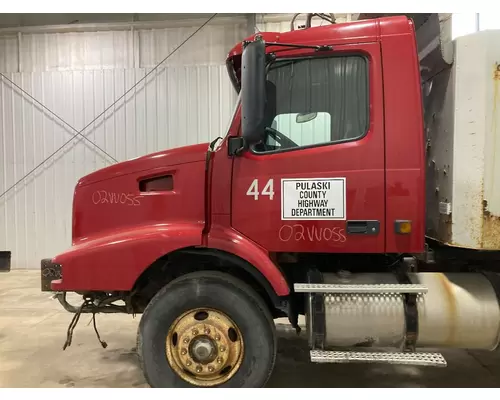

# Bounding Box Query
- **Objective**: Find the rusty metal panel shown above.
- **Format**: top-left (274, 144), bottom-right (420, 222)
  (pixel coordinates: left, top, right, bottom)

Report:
top-left (482, 34), bottom-right (500, 249)
top-left (40, 258), bottom-right (61, 291)
top-left (452, 31), bottom-right (493, 249)
top-left (451, 33), bottom-right (488, 249)
top-left (427, 30), bottom-right (500, 250)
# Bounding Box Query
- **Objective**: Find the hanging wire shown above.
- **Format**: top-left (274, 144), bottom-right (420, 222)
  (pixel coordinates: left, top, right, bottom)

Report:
top-left (0, 13), bottom-right (218, 201)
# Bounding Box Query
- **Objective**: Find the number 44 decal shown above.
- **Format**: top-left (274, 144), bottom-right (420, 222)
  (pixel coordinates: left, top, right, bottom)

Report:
top-left (246, 179), bottom-right (275, 200)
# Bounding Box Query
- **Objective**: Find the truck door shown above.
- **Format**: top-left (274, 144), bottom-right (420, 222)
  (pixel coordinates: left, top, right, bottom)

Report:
top-left (231, 43), bottom-right (386, 253)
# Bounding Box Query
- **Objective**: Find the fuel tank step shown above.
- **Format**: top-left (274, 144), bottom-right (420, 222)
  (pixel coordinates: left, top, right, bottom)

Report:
top-left (310, 350), bottom-right (447, 367)
top-left (294, 283), bottom-right (428, 294)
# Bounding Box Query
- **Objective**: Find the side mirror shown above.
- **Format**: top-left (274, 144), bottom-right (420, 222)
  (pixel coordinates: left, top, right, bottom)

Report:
top-left (241, 37), bottom-right (266, 146)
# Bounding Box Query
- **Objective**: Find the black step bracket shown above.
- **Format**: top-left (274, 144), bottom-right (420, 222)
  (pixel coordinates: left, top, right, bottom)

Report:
top-left (395, 268), bottom-right (419, 352)
top-left (307, 269), bottom-right (325, 350)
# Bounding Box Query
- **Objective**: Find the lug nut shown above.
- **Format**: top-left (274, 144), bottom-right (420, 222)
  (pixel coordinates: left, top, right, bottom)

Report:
top-left (215, 334), bottom-right (221, 341)
top-left (181, 348), bottom-right (187, 355)
top-left (204, 328), bottom-right (211, 335)
top-left (196, 365), bottom-right (202, 373)
top-left (183, 337), bottom-right (190, 344)
top-left (220, 345), bottom-right (226, 352)
top-left (208, 366), bottom-right (215, 372)
top-left (192, 329), bottom-right (199, 336)
top-left (216, 357), bottom-right (223, 364)
top-left (186, 360), bottom-right (192, 366)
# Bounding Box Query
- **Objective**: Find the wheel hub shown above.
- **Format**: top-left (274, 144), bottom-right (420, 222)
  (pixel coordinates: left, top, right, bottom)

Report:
top-left (165, 308), bottom-right (244, 387)
top-left (190, 335), bottom-right (217, 364)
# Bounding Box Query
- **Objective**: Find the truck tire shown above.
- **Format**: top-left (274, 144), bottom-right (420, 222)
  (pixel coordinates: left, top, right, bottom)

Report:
top-left (137, 270), bottom-right (277, 388)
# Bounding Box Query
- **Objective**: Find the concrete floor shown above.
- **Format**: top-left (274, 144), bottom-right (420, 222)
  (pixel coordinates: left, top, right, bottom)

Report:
top-left (2, 271), bottom-right (500, 388)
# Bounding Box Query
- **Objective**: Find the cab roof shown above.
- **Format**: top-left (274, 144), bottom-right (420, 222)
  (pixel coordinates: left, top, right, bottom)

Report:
top-left (225, 15), bottom-right (413, 92)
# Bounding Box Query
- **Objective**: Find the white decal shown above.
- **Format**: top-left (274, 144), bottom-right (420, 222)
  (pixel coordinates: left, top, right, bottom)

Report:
top-left (439, 202), bottom-right (451, 215)
top-left (281, 178), bottom-right (346, 220)
top-left (261, 179), bottom-right (275, 200)
top-left (246, 179), bottom-right (274, 201)
top-left (246, 179), bottom-right (259, 200)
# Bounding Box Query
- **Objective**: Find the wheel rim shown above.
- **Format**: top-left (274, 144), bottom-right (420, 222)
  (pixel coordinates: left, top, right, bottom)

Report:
top-left (165, 308), bottom-right (244, 386)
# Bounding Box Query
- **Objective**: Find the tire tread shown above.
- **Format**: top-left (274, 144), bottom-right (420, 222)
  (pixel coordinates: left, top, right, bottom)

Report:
top-left (137, 270), bottom-right (278, 388)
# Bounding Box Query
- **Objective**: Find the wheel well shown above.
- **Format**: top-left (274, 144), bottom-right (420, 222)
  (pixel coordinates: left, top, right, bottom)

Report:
top-left (131, 247), bottom-right (288, 319)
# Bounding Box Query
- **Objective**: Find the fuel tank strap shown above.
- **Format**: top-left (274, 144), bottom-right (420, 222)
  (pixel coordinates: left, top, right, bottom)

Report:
top-left (480, 271), bottom-right (500, 351)
top-left (307, 269), bottom-right (325, 350)
top-left (395, 270), bottom-right (419, 352)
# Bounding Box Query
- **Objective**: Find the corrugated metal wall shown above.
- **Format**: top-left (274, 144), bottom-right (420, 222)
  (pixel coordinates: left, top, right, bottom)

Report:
top-left (0, 16), bottom-right (247, 269)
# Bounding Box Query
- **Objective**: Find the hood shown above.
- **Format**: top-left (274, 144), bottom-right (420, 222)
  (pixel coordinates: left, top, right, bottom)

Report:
top-left (78, 142), bottom-right (209, 187)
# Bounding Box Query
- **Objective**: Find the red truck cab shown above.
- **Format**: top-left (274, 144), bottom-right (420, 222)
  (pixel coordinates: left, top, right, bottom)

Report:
top-left (41, 15), bottom-right (444, 388)
top-left (46, 15), bottom-right (424, 294)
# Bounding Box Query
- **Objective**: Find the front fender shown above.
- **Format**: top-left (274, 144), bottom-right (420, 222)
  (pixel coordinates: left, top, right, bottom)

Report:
top-left (51, 223), bottom-right (204, 291)
top-left (207, 226), bottom-right (290, 296)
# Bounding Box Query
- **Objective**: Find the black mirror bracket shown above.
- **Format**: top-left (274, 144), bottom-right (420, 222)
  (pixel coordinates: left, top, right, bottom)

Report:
top-left (242, 34), bottom-right (264, 48)
top-left (228, 136), bottom-right (246, 156)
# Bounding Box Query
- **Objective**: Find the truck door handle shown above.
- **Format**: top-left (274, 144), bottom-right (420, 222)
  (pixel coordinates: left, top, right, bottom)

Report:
top-left (346, 220), bottom-right (380, 235)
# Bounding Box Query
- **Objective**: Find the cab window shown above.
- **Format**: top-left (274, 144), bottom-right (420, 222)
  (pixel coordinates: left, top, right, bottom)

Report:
top-left (254, 55), bottom-right (369, 153)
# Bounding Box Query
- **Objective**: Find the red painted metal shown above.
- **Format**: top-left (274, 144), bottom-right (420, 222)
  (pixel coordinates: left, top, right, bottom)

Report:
top-left (207, 223), bottom-right (289, 296)
top-left (52, 145), bottom-right (208, 291)
top-left (231, 41), bottom-right (386, 254)
top-left (72, 144), bottom-right (207, 244)
top-left (51, 223), bottom-right (204, 291)
top-left (379, 18), bottom-right (426, 253)
top-left (49, 15), bottom-right (425, 296)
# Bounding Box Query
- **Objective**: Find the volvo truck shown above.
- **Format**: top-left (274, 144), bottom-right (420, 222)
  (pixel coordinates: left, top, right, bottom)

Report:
top-left (40, 13), bottom-right (500, 387)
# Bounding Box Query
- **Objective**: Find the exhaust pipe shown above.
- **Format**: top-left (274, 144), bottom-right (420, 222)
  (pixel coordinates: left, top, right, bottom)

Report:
top-left (290, 13), bottom-right (336, 31)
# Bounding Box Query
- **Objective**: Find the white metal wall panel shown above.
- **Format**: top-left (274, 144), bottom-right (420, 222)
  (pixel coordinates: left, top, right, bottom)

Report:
top-left (21, 31), bottom-right (134, 71)
top-left (0, 66), bottom-right (237, 269)
top-left (0, 31), bottom-right (134, 72)
top-left (0, 35), bottom-right (18, 73)
top-left (139, 23), bottom-right (248, 67)
top-left (0, 18), bottom-right (248, 73)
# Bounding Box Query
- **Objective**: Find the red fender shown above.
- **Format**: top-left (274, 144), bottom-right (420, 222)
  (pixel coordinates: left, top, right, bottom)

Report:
top-left (207, 226), bottom-right (290, 296)
top-left (51, 223), bottom-right (204, 291)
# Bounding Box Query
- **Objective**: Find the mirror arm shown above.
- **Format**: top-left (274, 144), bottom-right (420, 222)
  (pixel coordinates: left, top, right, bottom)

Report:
top-left (228, 136), bottom-right (246, 156)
